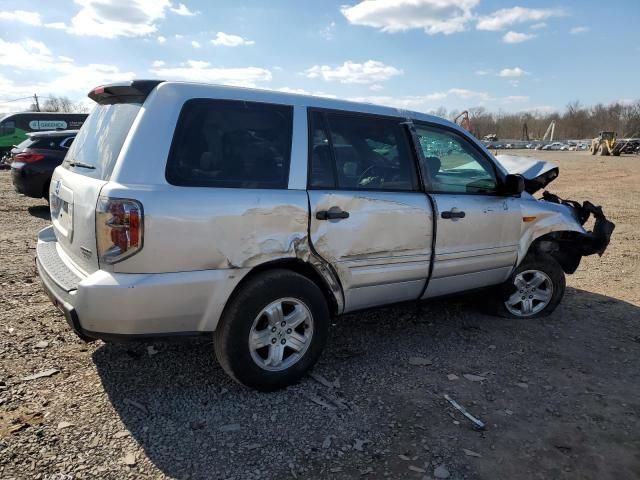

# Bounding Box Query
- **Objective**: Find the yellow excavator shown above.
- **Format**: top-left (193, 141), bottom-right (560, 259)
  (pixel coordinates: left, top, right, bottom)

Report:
top-left (590, 131), bottom-right (620, 156)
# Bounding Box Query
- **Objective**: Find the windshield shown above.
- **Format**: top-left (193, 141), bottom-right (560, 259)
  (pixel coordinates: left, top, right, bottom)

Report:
top-left (63, 103), bottom-right (141, 180)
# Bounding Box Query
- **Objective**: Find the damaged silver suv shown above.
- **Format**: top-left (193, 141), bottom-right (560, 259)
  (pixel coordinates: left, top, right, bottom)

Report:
top-left (36, 80), bottom-right (614, 390)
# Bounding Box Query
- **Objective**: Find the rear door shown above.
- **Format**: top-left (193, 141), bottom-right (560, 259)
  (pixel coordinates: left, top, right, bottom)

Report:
top-left (307, 110), bottom-right (433, 312)
top-left (50, 101), bottom-right (142, 274)
top-left (412, 123), bottom-right (521, 298)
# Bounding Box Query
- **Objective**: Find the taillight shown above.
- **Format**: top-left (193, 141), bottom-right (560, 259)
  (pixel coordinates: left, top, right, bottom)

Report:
top-left (15, 153), bottom-right (45, 163)
top-left (96, 197), bottom-right (144, 264)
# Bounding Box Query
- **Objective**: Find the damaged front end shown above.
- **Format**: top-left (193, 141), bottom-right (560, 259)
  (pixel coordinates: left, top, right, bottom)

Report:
top-left (534, 192), bottom-right (616, 273)
top-left (496, 154), bottom-right (615, 274)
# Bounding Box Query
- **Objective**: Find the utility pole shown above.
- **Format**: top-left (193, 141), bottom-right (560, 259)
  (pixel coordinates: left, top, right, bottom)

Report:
top-left (33, 93), bottom-right (40, 112)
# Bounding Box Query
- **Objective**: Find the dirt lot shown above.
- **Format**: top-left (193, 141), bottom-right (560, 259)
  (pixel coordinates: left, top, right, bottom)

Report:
top-left (1, 150), bottom-right (639, 480)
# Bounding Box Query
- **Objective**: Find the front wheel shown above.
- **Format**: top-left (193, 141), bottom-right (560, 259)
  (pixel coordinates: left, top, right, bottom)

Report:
top-left (491, 254), bottom-right (566, 319)
top-left (214, 269), bottom-right (330, 391)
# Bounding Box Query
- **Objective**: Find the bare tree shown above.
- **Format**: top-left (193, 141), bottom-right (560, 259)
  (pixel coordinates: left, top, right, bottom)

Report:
top-left (451, 100), bottom-right (640, 140)
top-left (34, 95), bottom-right (89, 113)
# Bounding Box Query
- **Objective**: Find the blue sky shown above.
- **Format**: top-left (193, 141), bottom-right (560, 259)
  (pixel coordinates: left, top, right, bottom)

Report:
top-left (1, 0), bottom-right (638, 115)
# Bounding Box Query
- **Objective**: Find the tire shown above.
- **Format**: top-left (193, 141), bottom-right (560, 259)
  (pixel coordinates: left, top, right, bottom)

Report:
top-left (214, 269), bottom-right (330, 391)
top-left (590, 144), bottom-right (597, 155)
top-left (598, 144), bottom-right (609, 156)
top-left (490, 254), bottom-right (566, 319)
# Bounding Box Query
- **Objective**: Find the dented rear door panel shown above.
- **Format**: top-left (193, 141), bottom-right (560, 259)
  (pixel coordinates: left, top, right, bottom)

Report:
top-left (308, 191), bottom-right (433, 312)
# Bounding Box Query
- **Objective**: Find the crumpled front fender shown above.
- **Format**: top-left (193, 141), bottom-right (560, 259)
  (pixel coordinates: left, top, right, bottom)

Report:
top-left (517, 194), bottom-right (585, 265)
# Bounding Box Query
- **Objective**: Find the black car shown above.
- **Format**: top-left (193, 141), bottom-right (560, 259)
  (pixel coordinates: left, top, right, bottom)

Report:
top-left (11, 130), bottom-right (78, 200)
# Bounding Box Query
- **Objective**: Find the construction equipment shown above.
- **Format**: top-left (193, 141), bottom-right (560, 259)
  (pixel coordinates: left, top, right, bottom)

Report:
top-left (521, 121), bottom-right (529, 141)
top-left (483, 133), bottom-right (498, 142)
top-left (591, 132), bottom-right (640, 156)
top-left (590, 131), bottom-right (618, 156)
top-left (542, 120), bottom-right (556, 142)
top-left (454, 110), bottom-right (472, 132)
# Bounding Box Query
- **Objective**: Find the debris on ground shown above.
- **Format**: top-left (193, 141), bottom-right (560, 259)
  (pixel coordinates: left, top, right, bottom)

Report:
top-left (123, 398), bottom-right (149, 416)
top-left (434, 464), bottom-right (451, 478)
top-left (123, 452), bottom-right (137, 466)
top-left (408, 356), bottom-right (432, 366)
top-left (21, 368), bottom-right (59, 381)
top-left (463, 373), bottom-right (486, 382)
top-left (444, 394), bottom-right (486, 431)
top-left (463, 448), bottom-right (482, 457)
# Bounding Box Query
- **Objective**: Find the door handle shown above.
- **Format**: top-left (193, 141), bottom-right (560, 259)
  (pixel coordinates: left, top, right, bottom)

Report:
top-left (316, 206), bottom-right (350, 221)
top-left (441, 210), bottom-right (466, 219)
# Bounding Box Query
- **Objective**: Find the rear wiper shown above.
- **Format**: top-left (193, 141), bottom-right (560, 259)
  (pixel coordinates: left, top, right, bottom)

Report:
top-left (68, 161), bottom-right (96, 169)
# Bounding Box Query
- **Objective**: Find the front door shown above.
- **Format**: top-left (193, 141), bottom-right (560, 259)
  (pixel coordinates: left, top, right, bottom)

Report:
top-left (412, 123), bottom-right (522, 298)
top-left (307, 110), bottom-right (434, 312)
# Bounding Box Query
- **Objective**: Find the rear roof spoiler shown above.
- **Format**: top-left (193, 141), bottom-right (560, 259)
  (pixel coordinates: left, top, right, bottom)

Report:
top-left (88, 80), bottom-right (165, 105)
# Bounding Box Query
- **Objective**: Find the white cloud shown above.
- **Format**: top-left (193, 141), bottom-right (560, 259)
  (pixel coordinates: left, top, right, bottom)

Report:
top-left (191, 40), bottom-right (201, 48)
top-left (349, 88), bottom-right (491, 112)
top-left (370, 84), bottom-right (384, 91)
top-left (502, 95), bottom-right (530, 103)
top-left (67, 0), bottom-right (171, 39)
top-left (304, 60), bottom-right (402, 84)
top-left (45, 22), bottom-right (67, 30)
top-left (151, 60), bottom-right (165, 67)
top-left (170, 3), bottom-right (197, 16)
top-left (570, 26), bottom-right (590, 34)
top-left (277, 87), bottom-right (337, 98)
top-left (321, 21), bottom-right (336, 40)
top-left (475, 69), bottom-right (490, 76)
top-left (530, 22), bottom-right (547, 30)
top-left (0, 10), bottom-right (42, 25)
top-left (0, 38), bottom-right (135, 111)
top-left (498, 67), bottom-right (528, 77)
top-left (502, 31), bottom-right (535, 44)
top-left (341, 0), bottom-right (479, 35)
top-left (150, 60), bottom-right (271, 87)
top-left (174, 34), bottom-right (184, 39)
top-left (477, 7), bottom-right (564, 31)
top-left (211, 32), bottom-right (255, 47)
top-left (157, 35), bottom-right (167, 43)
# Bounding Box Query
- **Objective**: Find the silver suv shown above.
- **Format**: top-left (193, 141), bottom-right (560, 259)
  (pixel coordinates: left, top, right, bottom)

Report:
top-left (36, 80), bottom-right (614, 390)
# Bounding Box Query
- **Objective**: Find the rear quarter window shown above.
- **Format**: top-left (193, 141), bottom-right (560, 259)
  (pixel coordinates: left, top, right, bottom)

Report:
top-left (166, 99), bottom-right (293, 189)
top-left (63, 103), bottom-right (141, 180)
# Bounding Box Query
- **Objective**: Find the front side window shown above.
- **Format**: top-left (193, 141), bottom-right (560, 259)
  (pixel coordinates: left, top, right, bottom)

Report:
top-left (308, 110), bottom-right (417, 191)
top-left (166, 99), bottom-right (293, 189)
top-left (414, 125), bottom-right (498, 194)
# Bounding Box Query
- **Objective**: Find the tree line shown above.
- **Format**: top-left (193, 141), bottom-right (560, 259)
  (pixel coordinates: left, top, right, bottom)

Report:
top-left (439, 100), bottom-right (640, 141)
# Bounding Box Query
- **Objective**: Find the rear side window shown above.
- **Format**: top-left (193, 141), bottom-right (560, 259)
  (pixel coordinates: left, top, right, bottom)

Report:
top-left (25, 136), bottom-right (68, 150)
top-left (63, 103), bottom-right (141, 180)
top-left (166, 99), bottom-right (293, 189)
top-left (308, 110), bottom-right (417, 191)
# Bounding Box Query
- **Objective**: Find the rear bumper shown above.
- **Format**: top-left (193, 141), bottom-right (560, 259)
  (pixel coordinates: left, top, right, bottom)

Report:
top-left (35, 226), bottom-right (247, 341)
top-left (12, 164), bottom-right (48, 198)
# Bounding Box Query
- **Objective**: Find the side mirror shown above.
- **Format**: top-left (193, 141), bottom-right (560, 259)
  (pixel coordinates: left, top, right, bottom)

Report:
top-left (502, 174), bottom-right (525, 195)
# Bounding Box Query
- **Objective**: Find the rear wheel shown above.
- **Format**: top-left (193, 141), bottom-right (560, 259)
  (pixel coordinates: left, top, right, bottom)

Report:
top-left (490, 254), bottom-right (565, 319)
top-left (598, 144), bottom-right (609, 156)
top-left (214, 269), bottom-right (330, 391)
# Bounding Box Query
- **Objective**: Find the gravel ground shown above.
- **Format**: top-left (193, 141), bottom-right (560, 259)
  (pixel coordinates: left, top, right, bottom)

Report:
top-left (1, 150), bottom-right (639, 480)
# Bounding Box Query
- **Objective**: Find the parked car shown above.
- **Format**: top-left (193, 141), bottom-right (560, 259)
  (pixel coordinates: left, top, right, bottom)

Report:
top-left (36, 80), bottom-right (614, 391)
top-left (11, 130), bottom-right (78, 200)
top-left (0, 112), bottom-right (86, 156)
top-left (542, 142), bottom-right (564, 151)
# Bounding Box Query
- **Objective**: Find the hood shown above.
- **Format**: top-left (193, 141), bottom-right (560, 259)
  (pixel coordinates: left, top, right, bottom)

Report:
top-left (495, 154), bottom-right (559, 194)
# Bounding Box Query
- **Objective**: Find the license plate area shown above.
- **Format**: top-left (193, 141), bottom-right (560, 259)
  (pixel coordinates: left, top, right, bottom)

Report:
top-left (51, 180), bottom-right (74, 241)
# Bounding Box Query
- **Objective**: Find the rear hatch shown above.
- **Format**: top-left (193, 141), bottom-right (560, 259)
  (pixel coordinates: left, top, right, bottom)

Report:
top-left (50, 81), bottom-right (160, 274)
